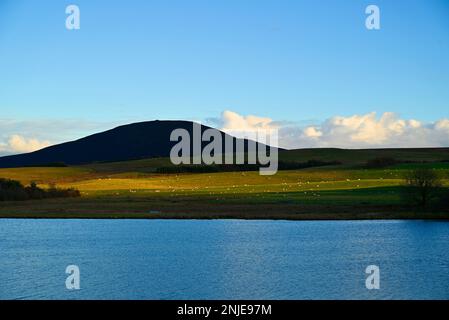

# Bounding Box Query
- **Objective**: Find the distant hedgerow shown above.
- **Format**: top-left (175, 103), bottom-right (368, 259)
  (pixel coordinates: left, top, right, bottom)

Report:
top-left (0, 178), bottom-right (80, 201)
top-left (365, 157), bottom-right (398, 169)
top-left (156, 160), bottom-right (341, 174)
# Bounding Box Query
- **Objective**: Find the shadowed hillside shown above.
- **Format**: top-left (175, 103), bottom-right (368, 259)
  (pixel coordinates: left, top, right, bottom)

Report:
top-left (0, 121), bottom-right (276, 168)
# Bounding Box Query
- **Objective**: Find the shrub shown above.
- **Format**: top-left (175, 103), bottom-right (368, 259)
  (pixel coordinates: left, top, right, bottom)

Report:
top-left (403, 168), bottom-right (442, 207)
top-left (0, 178), bottom-right (28, 201)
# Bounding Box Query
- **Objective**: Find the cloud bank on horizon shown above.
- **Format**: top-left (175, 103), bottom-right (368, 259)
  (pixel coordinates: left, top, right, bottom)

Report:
top-left (0, 135), bottom-right (51, 155)
top-left (216, 110), bottom-right (449, 149)
top-left (0, 119), bottom-right (117, 156)
top-left (0, 111), bottom-right (448, 156)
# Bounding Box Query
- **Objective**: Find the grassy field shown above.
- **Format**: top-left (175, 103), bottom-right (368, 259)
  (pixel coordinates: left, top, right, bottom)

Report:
top-left (1, 148), bottom-right (448, 219)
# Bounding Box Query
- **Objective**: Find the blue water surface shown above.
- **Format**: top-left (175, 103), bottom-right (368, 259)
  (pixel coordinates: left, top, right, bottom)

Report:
top-left (0, 219), bottom-right (448, 300)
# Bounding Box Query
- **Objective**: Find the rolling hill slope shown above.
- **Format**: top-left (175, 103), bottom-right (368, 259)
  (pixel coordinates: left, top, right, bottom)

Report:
top-left (0, 120), bottom-right (275, 168)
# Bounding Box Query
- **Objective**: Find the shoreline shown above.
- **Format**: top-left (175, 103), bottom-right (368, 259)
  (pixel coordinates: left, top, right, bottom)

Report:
top-left (1, 210), bottom-right (448, 221)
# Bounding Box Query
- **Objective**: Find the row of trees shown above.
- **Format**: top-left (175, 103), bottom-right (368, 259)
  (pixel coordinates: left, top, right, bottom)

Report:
top-left (0, 178), bottom-right (80, 201)
top-left (156, 160), bottom-right (341, 174)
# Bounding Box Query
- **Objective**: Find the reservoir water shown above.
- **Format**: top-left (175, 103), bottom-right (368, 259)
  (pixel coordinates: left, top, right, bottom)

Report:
top-left (0, 219), bottom-right (448, 300)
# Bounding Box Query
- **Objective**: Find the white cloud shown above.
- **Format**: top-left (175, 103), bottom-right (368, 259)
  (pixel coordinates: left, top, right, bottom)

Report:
top-left (217, 110), bottom-right (449, 149)
top-left (0, 118), bottom-right (119, 156)
top-left (211, 110), bottom-right (281, 146)
top-left (220, 110), bottom-right (279, 132)
top-left (0, 135), bottom-right (51, 154)
top-left (435, 119), bottom-right (449, 131)
top-left (303, 126), bottom-right (322, 138)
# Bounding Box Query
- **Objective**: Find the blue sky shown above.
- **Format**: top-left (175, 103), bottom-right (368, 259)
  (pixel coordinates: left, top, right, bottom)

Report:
top-left (0, 0), bottom-right (448, 151)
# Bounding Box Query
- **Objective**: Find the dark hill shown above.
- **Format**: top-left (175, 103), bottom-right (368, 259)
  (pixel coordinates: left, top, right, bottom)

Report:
top-left (0, 121), bottom-right (276, 168)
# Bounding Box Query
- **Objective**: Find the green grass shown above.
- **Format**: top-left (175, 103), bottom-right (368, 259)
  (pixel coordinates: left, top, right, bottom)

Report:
top-left (0, 167), bottom-right (92, 184)
top-left (1, 148), bottom-right (449, 219)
